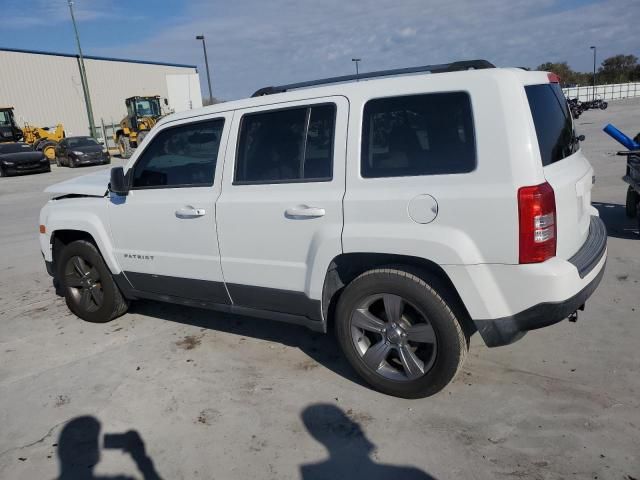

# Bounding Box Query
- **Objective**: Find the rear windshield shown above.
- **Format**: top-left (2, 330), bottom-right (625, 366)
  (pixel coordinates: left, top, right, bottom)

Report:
top-left (525, 83), bottom-right (576, 166)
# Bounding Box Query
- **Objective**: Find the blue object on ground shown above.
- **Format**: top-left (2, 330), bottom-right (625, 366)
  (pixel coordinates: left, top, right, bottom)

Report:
top-left (603, 124), bottom-right (640, 150)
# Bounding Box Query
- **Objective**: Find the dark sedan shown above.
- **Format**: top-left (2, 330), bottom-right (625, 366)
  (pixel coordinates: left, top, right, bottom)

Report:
top-left (55, 136), bottom-right (111, 168)
top-left (0, 143), bottom-right (50, 177)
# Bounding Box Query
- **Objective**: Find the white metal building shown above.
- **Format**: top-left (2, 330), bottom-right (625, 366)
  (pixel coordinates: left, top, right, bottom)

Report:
top-left (0, 47), bottom-right (203, 137)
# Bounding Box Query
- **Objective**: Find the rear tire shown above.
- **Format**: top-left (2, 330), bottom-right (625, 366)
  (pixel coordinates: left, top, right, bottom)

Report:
top-left (0, 167), bottom-right (6, 177)
top-left (626, 186), bottom-right (638, 218)
top-left (57, 240), bottom-right (129, 323)
top-left (118, 136), bottom-right (134, 159)
top-left (335, 268), bottom-right (468, 398)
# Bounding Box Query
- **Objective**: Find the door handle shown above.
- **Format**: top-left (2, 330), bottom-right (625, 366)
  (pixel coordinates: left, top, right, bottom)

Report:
top-left (285, 205), bottom-right (326, 218)
top-left (175, 206), bottom-right (206, 218)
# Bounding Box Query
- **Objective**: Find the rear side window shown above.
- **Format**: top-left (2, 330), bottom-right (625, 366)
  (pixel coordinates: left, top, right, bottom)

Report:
top-left (525, 84), bottom-right (576, 166)
top-left (234, 104), bottom-right (335, 184)
top-left (361, 92), bottom-right (476, 178)
top-left (132, 119), bottom-right (224, 189)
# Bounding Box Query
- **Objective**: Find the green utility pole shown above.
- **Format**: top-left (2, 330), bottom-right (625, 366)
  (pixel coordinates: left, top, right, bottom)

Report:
top-left (68, 0), bottom-right (97, 138)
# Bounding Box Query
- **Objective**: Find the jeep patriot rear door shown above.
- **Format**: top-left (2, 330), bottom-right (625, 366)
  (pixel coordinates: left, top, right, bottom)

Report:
top-left (216, 97), bottom-right (348, 320)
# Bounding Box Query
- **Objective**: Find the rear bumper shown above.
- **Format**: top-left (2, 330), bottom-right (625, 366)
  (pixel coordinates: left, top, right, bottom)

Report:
top-left (474, 262), bottom-right (605, 346)
top-left (73, 155), bottom-right (110, 165)
top-left (444, 216), bottom-right (607, 347)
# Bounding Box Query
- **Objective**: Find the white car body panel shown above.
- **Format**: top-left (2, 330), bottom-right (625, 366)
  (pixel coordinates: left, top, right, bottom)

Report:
top-left (39, 197), bottom-right (119, 273)
top-left (45, 169), bottom-right (111, 197)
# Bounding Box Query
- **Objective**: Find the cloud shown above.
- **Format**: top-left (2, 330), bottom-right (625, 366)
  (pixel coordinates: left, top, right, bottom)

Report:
top-left (0, 0), bottom-right (130, 28)
top-left (399, 27), bottom-right (417, 38)
top-left (91, 0), bottom-right (639, 100)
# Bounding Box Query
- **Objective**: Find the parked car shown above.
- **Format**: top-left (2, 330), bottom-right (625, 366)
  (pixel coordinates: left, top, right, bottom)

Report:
top-left (39, 60), bottom-right (607, 398)
top-left (55, 136), bottom-right (110, 168)
top-left (0, 142), bottom-right (50, 177)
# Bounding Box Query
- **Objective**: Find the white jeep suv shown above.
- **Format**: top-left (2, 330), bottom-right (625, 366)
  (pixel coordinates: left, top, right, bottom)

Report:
top-left (39, 60), bottom-right (607, 398)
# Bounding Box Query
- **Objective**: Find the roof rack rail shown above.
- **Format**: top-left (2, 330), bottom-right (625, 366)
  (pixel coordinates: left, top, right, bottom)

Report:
top-left (252, 59), bottom-right (495, 97)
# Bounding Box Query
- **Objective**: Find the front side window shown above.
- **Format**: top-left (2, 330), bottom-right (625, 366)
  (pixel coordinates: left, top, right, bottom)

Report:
top-left (361, 92), bottom-right (476, 178)
top-left (234, 104), bottom-right (335, 184)
top-left (132, 119), bottom-right (224, 189)
top-left (0, 111), bottom-right (12, 126)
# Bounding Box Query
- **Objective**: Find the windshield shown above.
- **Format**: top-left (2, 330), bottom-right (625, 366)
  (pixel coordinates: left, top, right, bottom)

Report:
top-left (0, 143), bottom-right (32, 154)
top-left (525, 83), bottom-right (577, 166)
top-left (0, 111), bottom-right (13, 127)
top-left (135, 99), bottom-right (161, 117)
top-left (67, 137), bottom-right (99, 148)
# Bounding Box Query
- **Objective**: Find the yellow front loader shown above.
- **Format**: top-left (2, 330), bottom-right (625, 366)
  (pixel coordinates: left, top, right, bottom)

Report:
top-left (114, 96), bottom-right (165, 158)
top-left (0, 107), bottom-right (65, 160)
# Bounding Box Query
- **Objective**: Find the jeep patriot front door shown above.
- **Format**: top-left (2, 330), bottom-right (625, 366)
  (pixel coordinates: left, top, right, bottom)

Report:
top-left (108, 113), bottom-right (232, 303)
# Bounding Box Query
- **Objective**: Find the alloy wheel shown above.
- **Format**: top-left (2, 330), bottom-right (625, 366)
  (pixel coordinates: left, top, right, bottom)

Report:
top-left (64, 256), bottom-right (104, 312)
top-left (350, 294), bottom-right (437, 382)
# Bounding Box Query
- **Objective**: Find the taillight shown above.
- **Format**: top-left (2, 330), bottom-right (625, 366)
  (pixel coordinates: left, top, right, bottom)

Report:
top-left (547, 72), bottom-right (561, 83)
top-left (518, 182), bottom-right (556, 263)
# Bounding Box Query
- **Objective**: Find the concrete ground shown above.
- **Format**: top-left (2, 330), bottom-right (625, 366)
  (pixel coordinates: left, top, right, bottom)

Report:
top-left (1, 100), bottom-right (639, 480)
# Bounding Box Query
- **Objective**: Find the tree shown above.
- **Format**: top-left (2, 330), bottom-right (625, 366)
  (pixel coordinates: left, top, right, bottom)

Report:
top-left (598, 54), bottom-right (639, 84)
top-left (535, 62), bottom-right (586, 86)
top-left (534, 54), bottom-right (640, 86)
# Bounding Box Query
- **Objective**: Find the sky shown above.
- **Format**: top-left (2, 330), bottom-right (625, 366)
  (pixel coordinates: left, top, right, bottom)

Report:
top-left (1, 0), bottom-right (638, 101)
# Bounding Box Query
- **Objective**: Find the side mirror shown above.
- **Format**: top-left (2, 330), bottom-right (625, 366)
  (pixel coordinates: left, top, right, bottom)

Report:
top-left (164, 98), bottom-right (169, 106)
top-left (577, 134), bottom-right (585, 142)
top-left (109, 166), bottom-right (129, 196)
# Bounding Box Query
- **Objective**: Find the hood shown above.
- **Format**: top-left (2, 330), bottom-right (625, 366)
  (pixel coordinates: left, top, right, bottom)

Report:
top-left (45, 168), bottom-right (111, 197)
top-left (0, 151), bottom-right (45, 163)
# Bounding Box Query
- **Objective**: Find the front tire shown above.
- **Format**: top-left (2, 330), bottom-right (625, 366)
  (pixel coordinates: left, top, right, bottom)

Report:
top-left (335, 268), bottom-right (468, 398)
top-left (38, 140), bottom-right (58, 161)
top-left (57, 240), bottom-right (129, 323)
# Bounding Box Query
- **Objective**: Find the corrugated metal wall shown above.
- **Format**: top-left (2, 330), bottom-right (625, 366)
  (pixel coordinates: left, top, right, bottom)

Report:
top-left (0, 49), bottom-right (201, 137)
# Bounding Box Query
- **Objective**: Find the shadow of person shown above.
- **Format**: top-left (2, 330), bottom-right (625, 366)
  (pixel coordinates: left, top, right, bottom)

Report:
top-left (300, 404), bottom-right (437, 480)
top-left (57, 416), bottom-right (162, 480)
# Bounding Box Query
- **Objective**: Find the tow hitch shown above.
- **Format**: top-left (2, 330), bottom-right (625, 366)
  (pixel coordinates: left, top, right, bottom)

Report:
top-left (568, 304), bottom-right (585, 323)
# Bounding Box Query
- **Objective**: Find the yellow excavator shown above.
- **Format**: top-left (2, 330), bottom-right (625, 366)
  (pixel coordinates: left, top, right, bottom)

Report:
top-left (0, 107), bottom-right (65, 160)
top-left (114, 96), bottom-right (166, 158)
